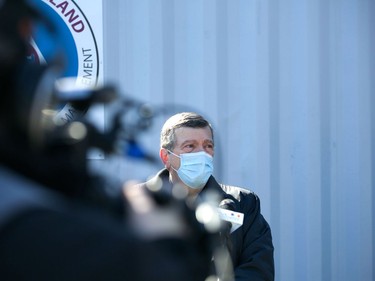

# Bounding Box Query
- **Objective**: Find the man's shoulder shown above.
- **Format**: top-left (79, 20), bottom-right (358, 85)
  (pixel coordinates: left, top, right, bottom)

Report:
top-left (132, 170), bottom-right (172, 192)
top-left (218, 183), bottom-right (258, 202)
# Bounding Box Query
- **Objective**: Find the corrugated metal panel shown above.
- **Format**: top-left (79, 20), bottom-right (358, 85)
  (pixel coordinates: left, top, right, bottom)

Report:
top-left (99, 1), bottom-right (374, 280)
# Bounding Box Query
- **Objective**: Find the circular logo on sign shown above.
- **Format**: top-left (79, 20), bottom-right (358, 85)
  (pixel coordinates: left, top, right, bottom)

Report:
top-left (29, 0), bottom-right (100, 124)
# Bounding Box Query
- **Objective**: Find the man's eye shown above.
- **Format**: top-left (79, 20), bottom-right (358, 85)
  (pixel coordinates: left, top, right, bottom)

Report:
top-left (183, 145), bottom-right (194, 152)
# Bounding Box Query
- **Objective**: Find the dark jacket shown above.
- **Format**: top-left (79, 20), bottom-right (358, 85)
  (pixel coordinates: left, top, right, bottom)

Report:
top-left (142, 169), bottom-right (275, 281)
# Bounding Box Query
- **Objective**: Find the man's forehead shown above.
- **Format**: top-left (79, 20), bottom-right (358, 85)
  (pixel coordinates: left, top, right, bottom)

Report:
top-left (174, 126), bottom-right (213, 142)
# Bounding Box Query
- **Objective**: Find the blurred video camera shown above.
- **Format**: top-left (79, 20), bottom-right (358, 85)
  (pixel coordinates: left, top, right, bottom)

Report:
top-left (27, 71), bottom-right (234, 281)
top-left (0, 0), bottom-right (234, 279)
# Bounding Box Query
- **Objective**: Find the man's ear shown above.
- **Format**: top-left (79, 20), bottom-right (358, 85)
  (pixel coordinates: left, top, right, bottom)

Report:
top-left (160, 148), bottom-right (169, 166)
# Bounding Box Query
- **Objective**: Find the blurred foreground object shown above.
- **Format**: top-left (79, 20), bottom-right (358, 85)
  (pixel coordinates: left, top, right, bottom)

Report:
top-left (0, 0), bottom-right (217, 280)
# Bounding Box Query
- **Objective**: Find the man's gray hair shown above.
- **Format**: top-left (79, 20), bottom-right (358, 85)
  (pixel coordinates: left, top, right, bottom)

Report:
top-left (160, 112), bottom-right (214, 150)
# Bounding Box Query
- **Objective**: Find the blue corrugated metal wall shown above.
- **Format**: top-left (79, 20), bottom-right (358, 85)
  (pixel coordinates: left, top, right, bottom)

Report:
top-left (99, 1), bottom-right (374, 280)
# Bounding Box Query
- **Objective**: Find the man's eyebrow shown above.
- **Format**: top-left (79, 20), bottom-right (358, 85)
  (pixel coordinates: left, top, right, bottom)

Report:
top-left (179, 140), bottom-right (198, 147)
top-left (178, 139), bottom-right (214, 147)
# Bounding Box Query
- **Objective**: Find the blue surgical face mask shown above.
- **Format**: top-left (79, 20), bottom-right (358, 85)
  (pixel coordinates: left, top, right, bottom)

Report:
top-left (169, 150), bottom-right (214, 189)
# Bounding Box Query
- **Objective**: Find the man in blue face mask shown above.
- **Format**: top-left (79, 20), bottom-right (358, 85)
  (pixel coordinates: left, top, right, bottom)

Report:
top-left (139, 112), bottom-right (275, 281)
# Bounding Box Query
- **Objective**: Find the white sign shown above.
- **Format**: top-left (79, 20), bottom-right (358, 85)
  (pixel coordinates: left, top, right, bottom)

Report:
top-left (217, 208), bottom-right (244, 233)
top-left (30, 0), bottom-right (104, 158)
